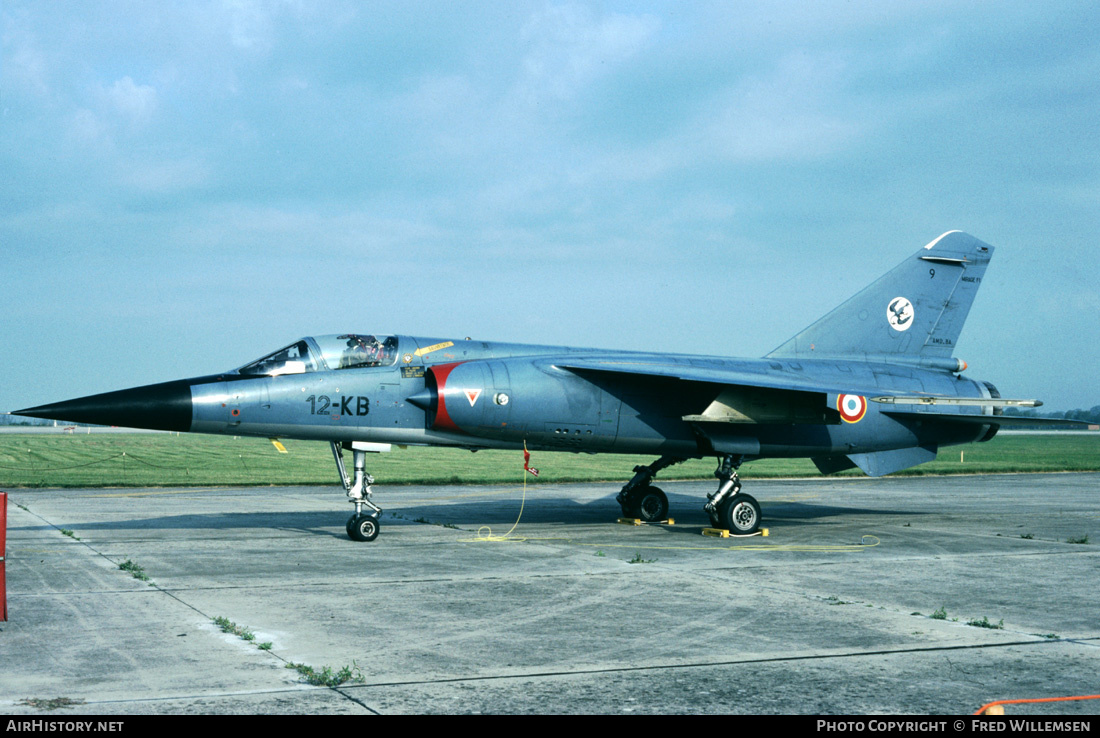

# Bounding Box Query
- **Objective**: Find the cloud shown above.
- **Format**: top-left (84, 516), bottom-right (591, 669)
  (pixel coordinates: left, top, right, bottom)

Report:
top-left (115, 156), bottom-right (210, 194)
top-left (223, 0), bottom-right (277, 51)
top-left (519, 4), bottom-right (660, 102)
top-left (62, 76), bottom-right (157, 152)
top-left (2, 10), bottom-right (50, 97)
top-left (105, 76), bottom-right (157, 124)
top-left (67, 108), bottom-right (110, 146)
top-left (697, 51), bottom-right (866, 163)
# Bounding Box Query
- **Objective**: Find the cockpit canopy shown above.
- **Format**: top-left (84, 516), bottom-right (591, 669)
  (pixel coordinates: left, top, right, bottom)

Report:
top-left (238, 334), bottom-right (399, 376)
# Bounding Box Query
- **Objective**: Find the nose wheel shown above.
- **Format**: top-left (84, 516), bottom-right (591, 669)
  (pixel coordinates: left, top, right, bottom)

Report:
top-left (347, 512), bottom-right (381, 542)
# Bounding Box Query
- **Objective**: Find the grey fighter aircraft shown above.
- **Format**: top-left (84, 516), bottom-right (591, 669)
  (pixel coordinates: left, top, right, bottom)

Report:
top-left (15, 231), bottom-right (1079, 542)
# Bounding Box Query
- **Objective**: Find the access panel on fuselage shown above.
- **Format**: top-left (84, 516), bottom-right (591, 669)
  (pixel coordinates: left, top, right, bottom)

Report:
top-left (354, 336), bottom-right (430, 440)
top-left (515, 364), bottom-right (626, 452)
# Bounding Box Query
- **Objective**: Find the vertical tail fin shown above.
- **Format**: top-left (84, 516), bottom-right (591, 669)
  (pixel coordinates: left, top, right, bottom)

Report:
top-left (766, 231), bottom-right (993, 362)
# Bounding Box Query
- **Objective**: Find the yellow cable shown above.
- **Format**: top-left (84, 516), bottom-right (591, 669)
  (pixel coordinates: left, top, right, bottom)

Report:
top-left (456, 448), bottom-right (880, 553)
top-left (459, 465), bottom-right (530, 543)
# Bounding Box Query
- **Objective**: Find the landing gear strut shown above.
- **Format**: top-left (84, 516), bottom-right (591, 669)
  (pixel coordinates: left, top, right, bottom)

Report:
top-left (332, 441), bottom-right (382, 542)
top-left (704, 454), bottom-right (761, 535)
top-left (617, 455), bottom-right (685, 522)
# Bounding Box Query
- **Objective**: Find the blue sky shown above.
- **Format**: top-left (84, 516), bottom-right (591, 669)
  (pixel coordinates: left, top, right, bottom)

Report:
top-left (3, 1), bottom-right (1098, 412)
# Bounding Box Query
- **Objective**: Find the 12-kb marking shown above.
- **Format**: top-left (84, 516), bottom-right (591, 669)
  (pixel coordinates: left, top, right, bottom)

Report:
top-left (306, 395), bottom-right (369, 416)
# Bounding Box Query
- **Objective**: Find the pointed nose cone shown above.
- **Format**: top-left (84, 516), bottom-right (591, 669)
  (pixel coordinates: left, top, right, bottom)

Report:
top-left (405, 387), bottom-right (435, 411)
top-left (14, 379), bottom-right (195, 432)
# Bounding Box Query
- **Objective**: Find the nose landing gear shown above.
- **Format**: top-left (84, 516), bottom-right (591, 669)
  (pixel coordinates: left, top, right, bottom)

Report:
top-left (332, 441), bottom-right (387, 542)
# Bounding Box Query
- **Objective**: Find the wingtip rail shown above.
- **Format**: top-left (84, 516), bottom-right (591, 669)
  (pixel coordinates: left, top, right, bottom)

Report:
top-left (871, 396), bottom-right (1043, 408)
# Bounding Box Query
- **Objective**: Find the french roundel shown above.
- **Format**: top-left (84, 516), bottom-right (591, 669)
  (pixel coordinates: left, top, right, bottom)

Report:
top-left (837, 394), bottom-right (867, 423)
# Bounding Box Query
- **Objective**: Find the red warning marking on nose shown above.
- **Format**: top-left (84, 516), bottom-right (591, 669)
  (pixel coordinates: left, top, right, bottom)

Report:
top-left (430, 362), bottom-right (464, 433)
top-left (838, 394), bottom-right (867, 423)
top-left (465, 389), bottom-right (482, 406)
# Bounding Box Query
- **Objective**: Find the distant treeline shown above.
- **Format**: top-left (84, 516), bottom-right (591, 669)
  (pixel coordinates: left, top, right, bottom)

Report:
top-left (1002, 405), bottom-right (1100, 425)
top-left (1, 415), bottom-right (94, 427)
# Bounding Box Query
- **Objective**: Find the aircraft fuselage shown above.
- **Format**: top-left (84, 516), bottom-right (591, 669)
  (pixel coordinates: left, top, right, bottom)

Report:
top-left (178, 335), bottom-right (994, 461)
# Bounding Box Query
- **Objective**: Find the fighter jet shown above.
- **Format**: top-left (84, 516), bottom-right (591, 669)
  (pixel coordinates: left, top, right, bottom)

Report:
top-left (14, 231), bottom-right (1080, 541)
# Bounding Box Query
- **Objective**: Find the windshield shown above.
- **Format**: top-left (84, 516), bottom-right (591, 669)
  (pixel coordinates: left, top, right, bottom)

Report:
top-left (238, 340), bottom-right (319, 376)
top-left (238, 334), bottom-right (400, 376)
top-left (315, 334), bottom-right (400, 369)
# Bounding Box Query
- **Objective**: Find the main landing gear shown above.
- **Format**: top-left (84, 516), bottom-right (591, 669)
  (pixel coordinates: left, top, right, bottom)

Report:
top-left (617, 455), bottom-right (686, 522)
top-left (619, 453), bottom-right (762, 535)
top-left (704, 454), bottom-right (761, 535)
top-left (332, 441), bottom-right (382, 542)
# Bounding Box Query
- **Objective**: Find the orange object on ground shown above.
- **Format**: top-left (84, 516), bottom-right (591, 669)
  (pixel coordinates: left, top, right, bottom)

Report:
top-left (975, 694), bottom-right (1100, 715)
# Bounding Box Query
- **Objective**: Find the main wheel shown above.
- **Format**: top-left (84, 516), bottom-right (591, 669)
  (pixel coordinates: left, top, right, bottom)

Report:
top-left (636, 486), bottom-right (669, 523)
top-left (348, 513), bottom-right (380, 542)
top-left (717, 493), bottom-right (761, 535)
top-left (620, 488), bottom-right (641, 518)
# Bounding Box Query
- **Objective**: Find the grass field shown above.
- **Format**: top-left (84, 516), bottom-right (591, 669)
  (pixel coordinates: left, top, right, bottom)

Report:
top-left (0, 432), bottom-right (1097, 488)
